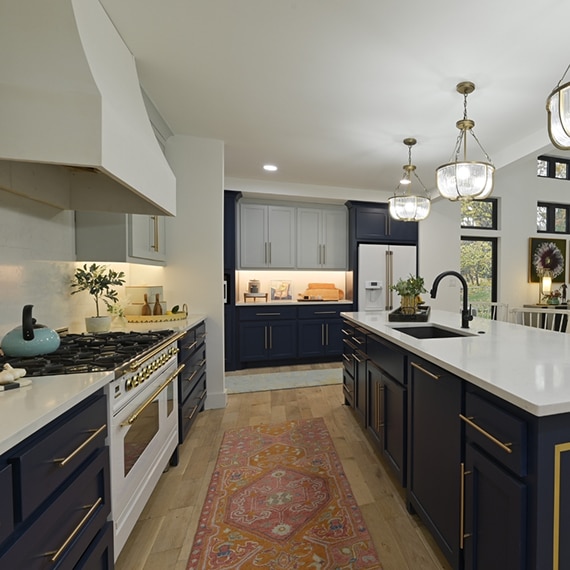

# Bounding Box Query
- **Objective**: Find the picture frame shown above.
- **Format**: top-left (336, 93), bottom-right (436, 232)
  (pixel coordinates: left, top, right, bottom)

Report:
top-left (270, 280), bottom-right (292, 301)
top-left (528, 238), bottom-right (566, 283)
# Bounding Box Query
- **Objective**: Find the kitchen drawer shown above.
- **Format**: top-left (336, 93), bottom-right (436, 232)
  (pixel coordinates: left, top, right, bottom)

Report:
top-left (341, 321), bottom-right (355, 338)
top-left (342, 369), bottom-right (354, 406)
top-left (238, 305), bottom-right (297, 321)
top-left (75, 521), bottom-right (113, 570)
top-left (342, 338), bottom-right (356, 378)
top-left (463, 391), bottom-right (527, 477)
top-left (2, 448), bottom-right (110, 570)
top-left (11, 393), bottom-right (107, 522)
top-left (178, 321), bottom-right (206, 363)
top-left (297, 305), bottom-right (344, 319)
top-left (179, 344), bottom-right (207, 403)
top-left (367, 334), bottom-right (406, 384)
top-left (350, 326), bottom-right (368, 351)
top-left (0, 463), bottom-right (14, 545)
top-left (179, 374), bottom-right (207, 442)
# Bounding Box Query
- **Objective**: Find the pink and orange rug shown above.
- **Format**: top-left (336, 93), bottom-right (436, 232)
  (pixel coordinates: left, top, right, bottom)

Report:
top-left (187, 417), bottom-right (382, 569)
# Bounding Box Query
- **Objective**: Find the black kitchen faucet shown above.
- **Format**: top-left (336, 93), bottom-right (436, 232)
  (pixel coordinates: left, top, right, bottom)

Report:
top-left (430, 270), bottom-right (473, 329)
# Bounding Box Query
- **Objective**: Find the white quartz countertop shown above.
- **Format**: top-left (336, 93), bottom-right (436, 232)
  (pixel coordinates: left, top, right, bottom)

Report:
top-left (236, 300), bottom-right (353, 307)
top-left (0, 313), bottom-right (207, 456)
top-left (342, 309), bottom-right (570, 417)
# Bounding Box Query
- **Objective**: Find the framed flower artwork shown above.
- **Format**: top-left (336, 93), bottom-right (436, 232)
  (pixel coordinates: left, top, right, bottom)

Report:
top-left (529, 238), bottom-right (566, 283)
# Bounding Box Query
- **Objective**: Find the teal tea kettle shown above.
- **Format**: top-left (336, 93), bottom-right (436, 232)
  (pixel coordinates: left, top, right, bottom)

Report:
top-left (1, 305), bottom-right (61, 357)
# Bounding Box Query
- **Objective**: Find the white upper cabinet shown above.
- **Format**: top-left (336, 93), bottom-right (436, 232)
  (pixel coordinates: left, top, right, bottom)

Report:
top-left (75, 212), bottom-right (166, 265)
top-left (297, 206), bottom-right (347, 269)
top-left (239, 203), bottom-right (295, 268)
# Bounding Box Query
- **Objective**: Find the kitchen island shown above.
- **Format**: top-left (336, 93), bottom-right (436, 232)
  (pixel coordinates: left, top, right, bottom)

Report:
top-left (341, 309), bottom-right (570, 570)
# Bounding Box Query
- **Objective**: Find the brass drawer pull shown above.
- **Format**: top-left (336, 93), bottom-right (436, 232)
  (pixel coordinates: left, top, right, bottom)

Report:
top-left (48, 497), bottom-right (103, 562)
top-left (184, 340), bottom-right (198, 352)
top-left (352, 336), bottom-right (365, 345)
top-left (122, 364), bottom-right (185, 426)
top-left (341, 328), bottom-right (352, 335)
top-left (353, 354), bottom-right (363, 363)
top-left (459, 414), bottom-right (513, 454)
top-left (460, 462), bottom-right (472, 549)
top-left (342, 353), bottom-right (351, 363)
top-left (54, 424), bottom-right (106, 467)
top-left (411, 361), bottom-right (442, 381)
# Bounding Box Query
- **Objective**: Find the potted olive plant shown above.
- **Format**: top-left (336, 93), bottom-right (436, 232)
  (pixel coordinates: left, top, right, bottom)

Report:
top-left (390, 274), bottom-right (427, 315)
top-left (71, 263), bottom-right (126, 333)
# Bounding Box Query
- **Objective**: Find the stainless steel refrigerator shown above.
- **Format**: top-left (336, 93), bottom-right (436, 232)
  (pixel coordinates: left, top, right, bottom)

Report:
top-left (357, 243), bottom-right (418, 311)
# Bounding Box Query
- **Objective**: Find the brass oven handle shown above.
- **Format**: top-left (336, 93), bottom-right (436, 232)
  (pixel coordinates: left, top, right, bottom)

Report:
top-left (411, 361), bottom-right (442, 381)
top-left (48, 497), bottom-right (103, 562)
top-left (459, 414), bottom-right (513, 454)
top-left (122, 363), bottom-right (185, 426)
top-left (460, 462), bottom-right (472, 549)
top-left (129, 331), bottom-right (185, 371)
top-left (53, 424), bottom-right (107, 467)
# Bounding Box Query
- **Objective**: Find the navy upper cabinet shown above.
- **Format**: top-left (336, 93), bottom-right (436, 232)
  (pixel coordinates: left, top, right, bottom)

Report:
top-left (346, 201), bottom-right (418, 245)
top-left (224, 191), bottom-right (241, 271)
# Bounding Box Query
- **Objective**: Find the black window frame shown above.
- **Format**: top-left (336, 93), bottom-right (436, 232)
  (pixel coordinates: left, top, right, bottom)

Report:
top-left (460, 198), bottom-right (498, 230)
top-left (537, 154), bottom-right (570, 181)
top-left (537, 201), bottom-right (570, 234)
top-left (460, 236), bottom-right (498, 303)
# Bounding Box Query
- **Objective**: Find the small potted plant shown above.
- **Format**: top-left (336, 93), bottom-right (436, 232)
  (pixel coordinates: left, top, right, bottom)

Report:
top-left (71, 263), bottom-right (126, 333)
top-left (390, 274), bottom-right (427, 314)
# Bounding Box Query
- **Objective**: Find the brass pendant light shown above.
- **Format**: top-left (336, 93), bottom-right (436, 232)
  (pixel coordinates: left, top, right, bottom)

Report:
top-left (388, 138), bottom-right (431, 222)
top-left (436, 82), bottom-right (495, 201)
top-left (546, 64), bottom-right (570, 150)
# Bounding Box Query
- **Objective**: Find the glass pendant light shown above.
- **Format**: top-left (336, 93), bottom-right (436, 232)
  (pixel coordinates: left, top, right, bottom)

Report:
top-left (436, 82), bottom-right (495, 201)
top-left (388, 138), bottom-right (431, 222)
top-left (546, 64), bottom-right (570, 150)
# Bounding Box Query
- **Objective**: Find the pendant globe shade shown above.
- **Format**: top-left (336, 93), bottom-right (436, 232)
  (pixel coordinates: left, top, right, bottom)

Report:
top-left (546, 64), bottom-right (570, 150)
top-left (388, 138), bottom-right (431, 222)
top-left (436, 82), bottom-right (495, 201)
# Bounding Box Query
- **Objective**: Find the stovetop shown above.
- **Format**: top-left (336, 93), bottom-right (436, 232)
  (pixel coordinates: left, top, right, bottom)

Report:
top-left (0, 330), bottom-right (175, 377)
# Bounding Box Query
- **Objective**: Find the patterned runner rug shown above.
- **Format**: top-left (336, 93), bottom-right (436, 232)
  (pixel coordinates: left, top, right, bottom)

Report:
top-left (187, 418), bottom-right (382, 569)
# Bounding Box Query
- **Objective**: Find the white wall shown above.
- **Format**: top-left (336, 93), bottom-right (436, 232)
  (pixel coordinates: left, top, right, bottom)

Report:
top-left (164, 135), bottom-right (226, 410)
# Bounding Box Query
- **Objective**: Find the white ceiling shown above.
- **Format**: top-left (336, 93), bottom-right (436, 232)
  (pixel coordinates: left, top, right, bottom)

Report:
top-left (101, 0), bottom-right (570, 194)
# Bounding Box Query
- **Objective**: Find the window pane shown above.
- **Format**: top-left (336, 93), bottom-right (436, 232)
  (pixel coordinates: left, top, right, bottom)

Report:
top-left (537, 159), bottom-right (548, 177)
top-left (460, 238), bottom-right (495, 305)
top-left (537, 206), bottom-right (548, 231)
top-left (555, 208), bottom-right (567, 232)
top-left (460, 200), bottom-right (495, 228)
top-left (555, 162), bottom-right (568, 179)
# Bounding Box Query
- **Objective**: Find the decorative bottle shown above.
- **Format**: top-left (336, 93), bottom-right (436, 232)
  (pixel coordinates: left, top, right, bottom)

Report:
top-left (153, 293), bottom-right (163, 315)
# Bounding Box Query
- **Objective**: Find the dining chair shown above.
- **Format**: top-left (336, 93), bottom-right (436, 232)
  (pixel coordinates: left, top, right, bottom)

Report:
top-left (471, 302), bottom-right (509, 321)
top-left (509, 306), bottom-right (570, 332)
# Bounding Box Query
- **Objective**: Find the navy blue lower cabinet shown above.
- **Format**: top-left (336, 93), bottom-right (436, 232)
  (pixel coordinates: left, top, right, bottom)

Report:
top-left (407, 358), bottom-right (462, 570)
top-left (463, 443), bottom-right (526, 570)
top-left (239, 320), bottom-right (297, 362)
top-left (298, 319), bottom-right (344, 358)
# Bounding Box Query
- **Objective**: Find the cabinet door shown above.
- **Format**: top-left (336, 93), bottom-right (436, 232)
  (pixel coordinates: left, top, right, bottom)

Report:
top-left (297, 208), bottom-right (322, 268)
top-left (367, 361), bottom-right (384, 447)
top-left (353, 350), bottom-right (367, 426)
top-left (324, 319), bottom-right (344, 355)
top-left (240, 203), bottom-right (268, 268)
top-left (238, 321), bottom-right (268, 361)
top-left (267, 206), bottom-right (295, 268)
top-left (129, 214), bottom-right (166, 262)
top-left (382, 372), bottom-right (406, 486)
top-left (408, 359), bottom-right (462, 569)
top-left (355, 206), bottom-right (390, 241)
top-left (298, 320), bottom-right (326, 358)
top-left (321, 208), bottom-right (347, 269)
top-left (224, 305), bottom-right (236, 370)
top-left (464, 444), bottom-right (526, 570)
top-left (268, 320), bottom-right (297, 360)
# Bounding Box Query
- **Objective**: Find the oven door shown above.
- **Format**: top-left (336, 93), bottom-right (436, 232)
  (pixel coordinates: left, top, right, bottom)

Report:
top-left (110, 358), bottom-right (181, 556)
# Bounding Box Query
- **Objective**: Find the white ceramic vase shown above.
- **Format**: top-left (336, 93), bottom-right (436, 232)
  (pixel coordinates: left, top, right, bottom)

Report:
top-left (85, 316), bottom-right (112, 334)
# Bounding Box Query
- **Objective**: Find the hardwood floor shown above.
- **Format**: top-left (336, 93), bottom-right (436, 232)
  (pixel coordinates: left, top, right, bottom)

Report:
top-left (115, 384), bottom-right (451, 570)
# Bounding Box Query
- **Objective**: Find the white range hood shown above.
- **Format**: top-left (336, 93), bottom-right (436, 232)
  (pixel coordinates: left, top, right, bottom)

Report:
top-left (0, 0), bottom-right (176, 216)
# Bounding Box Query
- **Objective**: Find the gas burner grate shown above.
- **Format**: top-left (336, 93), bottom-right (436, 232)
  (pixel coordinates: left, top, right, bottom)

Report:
top-left (0, 329), bottom-right (175, 376)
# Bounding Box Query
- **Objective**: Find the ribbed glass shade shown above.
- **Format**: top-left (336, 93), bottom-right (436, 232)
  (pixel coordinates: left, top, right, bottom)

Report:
top-left (388, 194), bottom-right (431, 221)
top-left (547, 82), bottom-right (570, 149)
top-left (436, 161), bottom-right (495, 201)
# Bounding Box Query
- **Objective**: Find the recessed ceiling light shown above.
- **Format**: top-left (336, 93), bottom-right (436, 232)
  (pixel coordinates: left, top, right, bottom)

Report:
top-left (263, 164), bottom-right (278, 172)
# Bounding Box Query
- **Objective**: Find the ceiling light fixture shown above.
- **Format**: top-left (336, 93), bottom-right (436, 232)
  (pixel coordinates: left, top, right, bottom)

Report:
top-left (436, 81), bottom-right (495, 201)
top-left (546, 64), bottom-right (570, 150)
top-left (263, 164), bottom-right (278, 172)
top-left (388, 137), bottom-right (431, 222)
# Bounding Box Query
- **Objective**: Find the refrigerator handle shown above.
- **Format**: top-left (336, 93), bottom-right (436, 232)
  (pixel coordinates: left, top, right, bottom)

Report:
top-left (386, 250), bottom-right (393, 310)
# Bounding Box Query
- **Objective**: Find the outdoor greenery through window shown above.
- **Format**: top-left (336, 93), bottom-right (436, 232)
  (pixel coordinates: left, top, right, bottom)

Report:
top-left (460, 199), bottom-right (497, 229)
top-left (537, 202), bottom-right (570, 234)
top-left (537, 155), bottom-right (570, 180)
top-left (461, 237), bottom-right (497, 308)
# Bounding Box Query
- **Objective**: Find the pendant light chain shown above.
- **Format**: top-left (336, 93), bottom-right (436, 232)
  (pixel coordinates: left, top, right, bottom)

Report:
top-left (554, 63), bottom-right (570, 89)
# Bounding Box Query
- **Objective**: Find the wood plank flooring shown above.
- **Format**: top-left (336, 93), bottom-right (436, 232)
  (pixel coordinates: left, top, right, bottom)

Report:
top-left (115, 384), bottom-right (451, 570)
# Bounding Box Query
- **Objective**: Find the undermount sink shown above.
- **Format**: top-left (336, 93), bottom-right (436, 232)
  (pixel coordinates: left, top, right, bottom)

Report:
top-left (391, 325), bottom-right (476, 339)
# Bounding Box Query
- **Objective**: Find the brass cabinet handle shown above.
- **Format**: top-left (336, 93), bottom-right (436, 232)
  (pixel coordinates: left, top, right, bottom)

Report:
top-left (341, 328), bottom-right (352, 335)
top-left (315, 311), bottom-right (336, 315)
top-left (151, 215), bottom-right (159, 252)
top-left (122, 364), bottom-right (184, 426)
top-left (459, 414), bottom-right (513, 454)
top-left (411, 361), bottom-right (442, 381)
top-left (352, 336), bottom-right (365, 345)
top-left (184, 340), bottom-right (198, 352)
top-left (460, 462), bottom-right (472, 549)
top-left (256, 312), bottom-right (281, 316)
top-left (342, 353), bottom-right (351, 363)
top-left (48, 497), bottom-right (103, 562)
top-left (325, 323), bottom-right (329, 346)
top-left (353, 353), bottom-right (364, 363)
top-left (53, 424), bottom-right (106, 467)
